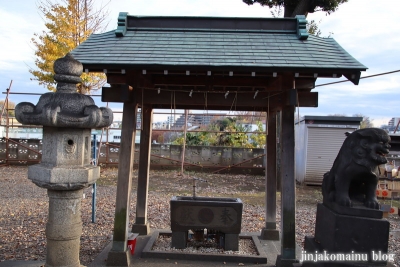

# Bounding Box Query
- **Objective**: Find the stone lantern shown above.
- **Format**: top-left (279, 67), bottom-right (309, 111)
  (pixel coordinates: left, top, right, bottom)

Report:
top-left (15, 53), bottom-right (113, 267)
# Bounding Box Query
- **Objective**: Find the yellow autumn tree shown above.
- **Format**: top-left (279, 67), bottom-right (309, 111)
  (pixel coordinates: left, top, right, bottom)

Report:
top-left (0, 100), bottom-right (16, 117)
top-left (30, 0), bottom-right (109, 94)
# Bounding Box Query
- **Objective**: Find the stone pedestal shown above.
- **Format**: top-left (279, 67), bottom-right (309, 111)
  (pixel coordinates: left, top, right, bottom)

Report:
top-left (276, 255), bottom-right (299, 267)
top-left (303, 203), bottom-right (390, 267)
top-left (225, 233), bottom-right (240, 251)
top-left (131, 223), bottom-right (150, 236)
top-left (260, 227), bottom-right (280, 241)
top-left (171, 231), bottom-right (188, 249)
top-left (107, 250), bottom-right (133, 267)
top-left (46, 190), bottom-right (83, 267)
top-left (29, 127), bottom-right (100, 267)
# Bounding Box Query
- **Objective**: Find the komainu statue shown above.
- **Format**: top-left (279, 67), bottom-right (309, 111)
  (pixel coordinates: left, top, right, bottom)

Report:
top-left (322, 128), bottom-right (390, 209)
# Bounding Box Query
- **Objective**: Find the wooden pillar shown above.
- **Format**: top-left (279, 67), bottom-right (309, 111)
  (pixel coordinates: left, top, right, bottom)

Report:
top-left (260, 111), bottom-right (279, 240)
top-left (132, 104), bottom-right (153, 235)
top-left (276, 105), bottom-right (297, 267)
top-left (276, 111), bottom-right (282, 192)
top-left (107, 101), bottom-right (137, 266)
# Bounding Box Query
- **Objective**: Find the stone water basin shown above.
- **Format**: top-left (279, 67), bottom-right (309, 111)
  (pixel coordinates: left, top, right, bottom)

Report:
top-left (170, 196), bottom-right (243, 250)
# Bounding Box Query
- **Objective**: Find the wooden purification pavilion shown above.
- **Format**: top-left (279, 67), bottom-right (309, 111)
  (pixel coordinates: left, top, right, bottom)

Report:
top-left (72, 13), bottom-right (366, 266)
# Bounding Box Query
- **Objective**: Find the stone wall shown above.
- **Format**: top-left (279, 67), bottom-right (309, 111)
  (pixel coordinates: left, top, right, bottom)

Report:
top-left (0, 138), bottom-right (265, 174)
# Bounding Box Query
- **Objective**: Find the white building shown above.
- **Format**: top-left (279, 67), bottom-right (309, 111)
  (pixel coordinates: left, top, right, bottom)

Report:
top-left (295, 116), bottom-right (362, 185)
top-left (167, 116), bottom-right (176, 129)
top-left (388, 118), bottom-right (400, 127)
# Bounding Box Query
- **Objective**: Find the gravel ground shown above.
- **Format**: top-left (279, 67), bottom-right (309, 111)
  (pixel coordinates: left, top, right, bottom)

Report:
top-left (152, 235), bottom-right (258, 255)
top-left (0, 166), bottom-right (399, 266)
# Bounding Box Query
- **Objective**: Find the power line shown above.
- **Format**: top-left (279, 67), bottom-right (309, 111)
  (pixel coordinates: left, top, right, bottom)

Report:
top-left (315, 69), bottom-right (400, 88)
top-left (4, 70), bottom-right (400, 96)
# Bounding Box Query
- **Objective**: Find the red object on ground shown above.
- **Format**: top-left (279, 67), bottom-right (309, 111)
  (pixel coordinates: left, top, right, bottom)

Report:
top-left (127, 233), bottom-right (139, 255)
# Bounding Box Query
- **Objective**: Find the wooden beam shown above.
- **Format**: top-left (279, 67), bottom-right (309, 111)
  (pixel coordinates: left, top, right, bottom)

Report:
top-left (295, 78), bottom-right (315, 90)
top-left (267, 111), bottom-right (278, 229)
top-left (298, 91), bottom-right (318, 107)
top-left (260, 111), bottom-right (279, 240)
top-left (102, 87), bottom-right (317, 110)
top-left (102, 85), bottom-right (133, 102)
top-left (107, 71), bottom-right (155, 88)
top-left (283, 90), bottom-right (318, 107)
top-left (136, 89), bottom-right (284, 111)
top-left (276, 111), bottom-right (281, 191)
top-left (108, 101), bottom-right (137, 266)
top-left (344, 72), bottom-right (361, 85)
top-left (107, 74), bottom-right (127, 84)
top-left (285, 89), bottom-right (298, 106)
top-left (132, 105), bottom-right (153, 235)
top-left (278, 105), bottom-right (296, 263)
top-left (153, 104), bottom-right (269, 112)
top-left (151, 75), bottom-right (277, 88)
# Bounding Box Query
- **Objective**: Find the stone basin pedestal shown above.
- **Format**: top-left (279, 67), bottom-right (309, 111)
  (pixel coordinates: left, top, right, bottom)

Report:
top-left (170, 196), bottom-right (243, 251)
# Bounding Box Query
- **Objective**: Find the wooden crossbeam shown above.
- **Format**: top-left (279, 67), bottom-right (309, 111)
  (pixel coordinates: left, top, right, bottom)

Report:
top-left (106, 73), bottom-right (315, 90)
top-left (102, 86), bottom-right (317, 110)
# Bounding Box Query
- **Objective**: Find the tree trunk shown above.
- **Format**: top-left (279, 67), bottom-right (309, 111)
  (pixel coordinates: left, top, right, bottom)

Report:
top-left (286, 0), bottom-right (312, 17)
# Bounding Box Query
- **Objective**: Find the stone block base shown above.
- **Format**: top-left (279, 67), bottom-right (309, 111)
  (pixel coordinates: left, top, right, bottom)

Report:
top-left (275, 254), bottom-right (299, 267)
top-left (171, 231), bottom-right (188, 249)
top-left (107, 249), bottom-right (132, 267)
top-left (260, 227), bottom-right (280, 240)
top-left (225, 233), bottom-right (239, 251)
top-left (131, 223), bottom-right (150, 236)
top-left (302, 203), bottom-right (391, 266)
top-left (314, 203), bottom-right (389, 259)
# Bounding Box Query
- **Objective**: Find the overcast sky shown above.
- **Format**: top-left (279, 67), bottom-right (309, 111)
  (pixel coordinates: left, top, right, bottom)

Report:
top-left (1, 0), bottom-right (399, 126)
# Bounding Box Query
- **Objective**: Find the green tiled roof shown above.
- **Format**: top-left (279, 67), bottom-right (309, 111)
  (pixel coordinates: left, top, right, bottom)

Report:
top-left (71, 14), bottom-right (366, 74)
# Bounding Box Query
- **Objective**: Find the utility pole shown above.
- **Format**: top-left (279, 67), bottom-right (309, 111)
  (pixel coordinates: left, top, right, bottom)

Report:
top-left (0, 80), bottom-right (12, 123)
top-left (180, 109), bottom-right (189, 176)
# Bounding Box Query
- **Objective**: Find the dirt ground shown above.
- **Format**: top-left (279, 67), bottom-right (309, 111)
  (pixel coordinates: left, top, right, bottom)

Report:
top-left (98, 168), bottom-right (323, 206)
top-left (0, 166), bottom-right (399, 266)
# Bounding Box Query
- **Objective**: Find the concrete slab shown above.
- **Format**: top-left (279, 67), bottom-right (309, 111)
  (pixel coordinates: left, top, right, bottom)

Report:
top-left (0, 230), bottom-right (300, 267)
top-left (89, 230), bottom-right (285, 267)
top-left (0, 261), bottom-right (44, 267)
top-left (142, 231), bottom-right (267, 264)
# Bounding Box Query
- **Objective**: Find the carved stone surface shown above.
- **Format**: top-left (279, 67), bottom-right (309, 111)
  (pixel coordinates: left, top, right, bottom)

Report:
top-left (322, 128), bottom-right (390, 209)
top-left (170, 196), bottom-right (243, 233)
top-left (27, 127), bottom-right (99, 190)
top-left (15, 53), bottom-right (113, 128)
top-left (303, 203), bottom-right (390, 266)
top-left (170, 196), bottom-right (243, 251)
top-left (28, 163), bottom-right (99, 190)
top-left (314, 204), bottom-right (389, 258)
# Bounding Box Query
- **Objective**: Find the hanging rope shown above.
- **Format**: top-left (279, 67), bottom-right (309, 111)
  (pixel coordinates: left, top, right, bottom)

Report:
top-left (267, 92), bottom-right (269, 135)
top-left (235, 91), bottom-right (238, 111)
top-left (141, 88), bottom-right (144, 130)
top-left (204, 92), bottom-right (208, 112)
top-left (170, 91), bottom-right (173, 131)
top-left (173, 91), bottom-right (177, 140)
top-left (229, 91), bottom-right (238, 113)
